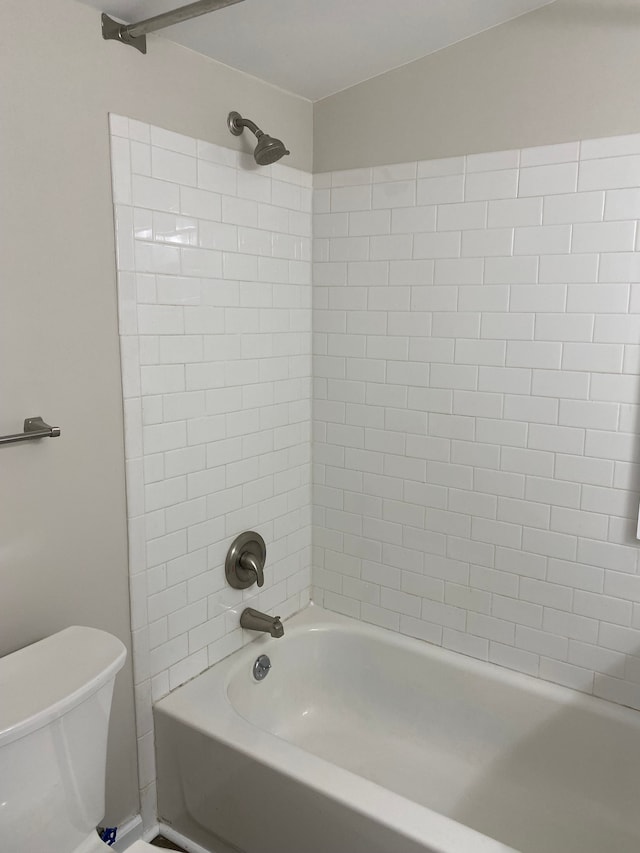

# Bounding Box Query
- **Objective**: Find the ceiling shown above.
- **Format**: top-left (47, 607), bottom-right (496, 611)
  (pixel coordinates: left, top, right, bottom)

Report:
top-left (85, 0), bottom-right (555, 101)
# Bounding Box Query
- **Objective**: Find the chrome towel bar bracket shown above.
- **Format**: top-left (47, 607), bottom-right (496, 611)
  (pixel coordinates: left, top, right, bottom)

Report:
top-left (0, 417), bottom-right (61, 447)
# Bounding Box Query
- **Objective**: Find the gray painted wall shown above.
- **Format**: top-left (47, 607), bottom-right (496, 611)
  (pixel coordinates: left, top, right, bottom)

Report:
top-left (0, 0), bottom-right (311, 825)
top-left (314, 0), bottom-right (640, 172)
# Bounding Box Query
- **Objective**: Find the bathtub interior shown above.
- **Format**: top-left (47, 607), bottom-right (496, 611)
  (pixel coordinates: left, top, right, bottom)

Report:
top-left (221, 611), bottom-right (640, 853)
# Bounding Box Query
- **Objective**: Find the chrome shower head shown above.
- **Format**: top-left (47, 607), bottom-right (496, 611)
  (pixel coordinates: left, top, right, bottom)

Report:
top-left (228, 111), bottom-right (290, 165)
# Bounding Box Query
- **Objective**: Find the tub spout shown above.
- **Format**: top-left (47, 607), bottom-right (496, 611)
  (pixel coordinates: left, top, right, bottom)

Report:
top-left (240, 607), bottom-right (284, 638)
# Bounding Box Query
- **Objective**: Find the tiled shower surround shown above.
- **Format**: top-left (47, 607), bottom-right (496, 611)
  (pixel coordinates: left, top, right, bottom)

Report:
top-left (111, 119), bottom-right (640, 820)
top-left (312, 137), bottom-right (640, 709)
top-left (109, 115), bottom-right (312, 820)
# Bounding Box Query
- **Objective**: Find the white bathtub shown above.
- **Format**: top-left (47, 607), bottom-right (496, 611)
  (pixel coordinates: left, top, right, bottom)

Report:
top-left (155, 605), bottom-right (640, 853)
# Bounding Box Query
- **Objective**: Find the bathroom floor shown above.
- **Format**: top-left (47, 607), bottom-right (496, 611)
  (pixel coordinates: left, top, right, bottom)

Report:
top-left (150, 838), bottom-right (187, 851)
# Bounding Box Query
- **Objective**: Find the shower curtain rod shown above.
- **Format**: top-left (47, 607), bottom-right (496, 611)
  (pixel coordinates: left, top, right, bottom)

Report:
top-left (101, 0), bottom-right (245, 54)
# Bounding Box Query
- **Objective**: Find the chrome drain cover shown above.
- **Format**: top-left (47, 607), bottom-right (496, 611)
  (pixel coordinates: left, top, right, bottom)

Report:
top-left (253, 654), bottom-right (271, 681)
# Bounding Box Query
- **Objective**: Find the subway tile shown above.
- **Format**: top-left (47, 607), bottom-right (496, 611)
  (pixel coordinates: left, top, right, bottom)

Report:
top-left (594, 314), bottom-right (640, 343)
top-left (417, 156), bottom-right (465, 178)
top-left (566, 284), bottom-right (629, 314)
top-left (543, 607), bottom-right (598, 643)
top-left (370, 234), bottom-right (413, 260)
top-left (349, 210), bottom-right (391, 236)
top-left (511, 285), bottom-right (566, 314)
top-left (198, 139), bottom-right (236, 167)
top-left (562, 343), bottom-right (623, 373)
top-left (574, 590), bottom-right (632, 626)
top-left (520, 578), bottom-right (572, 611)
top-left (521, 141), bottom-right (579, 167)
top-left (151, 126), bottom-right (196, 156)
top-left (539, 253), bottom-right (599, 283)
top-left (572, 221), bottom-right (636, 253)
top-left (389, 259), bottom-right (433, 285)
top-left (579, 155), bottom-right (640, 191)
top-left (560, 399), bottom-right (618, 430)
top-left (417, 175), bottom-right (464, 205)
top-left (490, 642), bottom-right (539, 676)
top-left (133, 175), bottom-right (180, 212)
top-left (514, 225), bottom-right (571, 255)
top-left (590, 373), bottom-right (639, 403)
top-left (539, 658), bottom-right (594, 693)
top-left (465, 169), bottom-right (518, 201)
top-left (594, 675), bottom-right (640, 711)
top-left (498, 496), bottom-right (550, 529)
top-left (462, 228), bottom-right (513, 257)
top-left (434, 258), bottom-right (484, 285)
top-left (488, 197), bottom-right (542, 228)
top-left (443, 628), bottom-right (488, 660)
top-left (534, 314), bottom-right (593, 344)
top-left (543, 191), bottom-right (604, 224)
top-left (516, 625), bottom-right (568, 661)
top-left (372, 180), bottom-right (416, 208)
top-left (577, 538), bottom-right (638, 573)
top-left (438, 202), bottom-right (486, 231)
top-left (519, 163), bottom-right (578, 197)
top-left (477, 607), bottom-right (530, 643)
top-left (547, 559), bottom-right (603, 595)
top-left (467, 149), bottom-right (520, 173)
top-left (152, 147), bottom-right (196, 186)
top-left (458, 286), bottom-right (509, 312)
top-left (484, 256), bottom-right (538, 284)
top-left (198, 160), bottom-right (236, 195)
top-left (471, 564), bottom-right (518, 597)
top-left (331, 185), bottom-right (371, 212)
top-left (581, 133), bottom-right (640, 159)
top-left (180, 186), bottom-right (221, 220)
top-left (413, 231), bottom-right (461, 259)
top-left (605, 187), bottom-right (640, 220)
top-left (455, 339), bottom-right (506, 366)
top-left (391, 206), bottom-right (436, 234)
top-left (373, 162), bottom-right (417, 183)
top-left (569, 640), bottom-right (625, 676)
top-left (482, 313), bottom-right (534, 340)
top-left (506, 342), bottom-right (562, 370)
top-left (551, 506), bottom-right (607, 540)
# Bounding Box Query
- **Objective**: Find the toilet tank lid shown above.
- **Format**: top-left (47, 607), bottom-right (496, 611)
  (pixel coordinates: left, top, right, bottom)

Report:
top-left (0, 626), bottom-right (126, 748)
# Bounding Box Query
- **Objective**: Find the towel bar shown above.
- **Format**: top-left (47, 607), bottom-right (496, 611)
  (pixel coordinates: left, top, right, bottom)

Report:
top-left (0, 417), bottom-right (61, 446)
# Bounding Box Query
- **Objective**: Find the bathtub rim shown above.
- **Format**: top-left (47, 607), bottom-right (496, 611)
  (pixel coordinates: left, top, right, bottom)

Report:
top-left (154, 603), bottom-right (640, 853)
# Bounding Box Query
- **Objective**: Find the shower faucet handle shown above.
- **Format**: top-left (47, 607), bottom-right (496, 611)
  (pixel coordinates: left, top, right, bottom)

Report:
top-left (225, 531), bottom-right (267, 590)
top-left (239, 550), bottom-right (264, 587)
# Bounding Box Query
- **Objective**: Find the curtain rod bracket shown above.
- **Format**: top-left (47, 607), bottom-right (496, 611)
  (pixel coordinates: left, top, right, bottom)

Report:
top-left (102, 14), bottom-right (147, 54)
top-left (101, 0), bottom-right (245, 54)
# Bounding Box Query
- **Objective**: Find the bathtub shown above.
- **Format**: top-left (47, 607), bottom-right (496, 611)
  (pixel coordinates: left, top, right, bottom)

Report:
top-left (155, 605), bottom-right (640, 853)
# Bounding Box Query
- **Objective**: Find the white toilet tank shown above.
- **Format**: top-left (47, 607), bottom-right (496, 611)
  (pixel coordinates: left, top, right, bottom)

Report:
top-left (0, 626), bottom-right (126, 853)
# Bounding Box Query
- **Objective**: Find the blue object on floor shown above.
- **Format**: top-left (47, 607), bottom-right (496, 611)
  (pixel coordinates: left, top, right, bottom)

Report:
top-left (100, 827), bottom-right (118, 846)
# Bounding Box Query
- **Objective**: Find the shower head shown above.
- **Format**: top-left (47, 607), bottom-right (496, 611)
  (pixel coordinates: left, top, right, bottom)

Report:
top-left (228, 111), bottom-right (290, 166)
top-left (253, 133), bottom-right (290, 166)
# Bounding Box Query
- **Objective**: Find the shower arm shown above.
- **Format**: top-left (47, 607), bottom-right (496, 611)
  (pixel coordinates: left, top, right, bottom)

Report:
top-left (101, 0), bottom-right (245, 54)
top-left (228, 114), bottom-right (263, 138)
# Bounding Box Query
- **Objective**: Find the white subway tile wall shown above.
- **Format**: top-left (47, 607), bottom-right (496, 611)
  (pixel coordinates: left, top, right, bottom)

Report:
top-left (313, 134), bottom-right (640, 711)
top-left (113, 118), bottom-right (640, 823)
top-left (110, 115), bottom-right (312, 824)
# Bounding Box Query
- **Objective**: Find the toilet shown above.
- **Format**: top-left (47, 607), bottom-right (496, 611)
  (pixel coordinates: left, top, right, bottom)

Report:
top-left (0, 625), bottom-right (154, 853)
